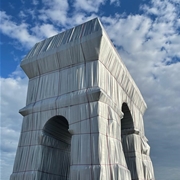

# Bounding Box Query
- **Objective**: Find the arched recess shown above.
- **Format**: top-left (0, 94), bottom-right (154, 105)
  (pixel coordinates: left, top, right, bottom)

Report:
top-left (121, 103), bottom-right (134, 134)
top-left (121, 103), bottom-right (134, 178)
top-left (42, 115), bottom-right (72, 180)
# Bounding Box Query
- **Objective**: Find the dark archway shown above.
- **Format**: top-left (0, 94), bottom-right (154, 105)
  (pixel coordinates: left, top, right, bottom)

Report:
top-left (43, 116), bottom-right (71, 144)
top-left (121, 103), bottom-right (134, 134)
top-left (121, 103), bottom-right (134, 179)
top-left (42, 116), bottom-right (72, 180)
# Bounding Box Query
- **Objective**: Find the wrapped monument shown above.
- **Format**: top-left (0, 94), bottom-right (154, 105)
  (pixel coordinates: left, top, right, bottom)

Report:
top-left (10, 18), bottom-right (155, 180)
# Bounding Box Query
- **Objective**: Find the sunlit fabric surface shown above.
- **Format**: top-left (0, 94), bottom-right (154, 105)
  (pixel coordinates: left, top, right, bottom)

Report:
top-left (10, 18), bottom-right (155, 180)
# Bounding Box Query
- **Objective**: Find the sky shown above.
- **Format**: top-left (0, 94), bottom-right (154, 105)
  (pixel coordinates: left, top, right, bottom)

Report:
top-left (0, 0), bottom-right (180, 179)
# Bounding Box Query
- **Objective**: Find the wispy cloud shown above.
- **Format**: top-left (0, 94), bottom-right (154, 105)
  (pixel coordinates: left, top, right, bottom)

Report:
top-left (1, 68), bottom-right (28, 180)
top-left (110, 0), bottom-right (120, 6)
top-left (31, 24), bottom-right (59, 39)
top-left (0, 11), bottom-right (40, 49)
top-left (18, 10), bottom-right (27, 19)
top-left (38, 0), bottom-right (69, 25)
top-left (32, 0), bottom-right (39, 6)
top-left (73, 0), bottom-right (106, 13)
top-left (8, 2), bottom-right (15, 9)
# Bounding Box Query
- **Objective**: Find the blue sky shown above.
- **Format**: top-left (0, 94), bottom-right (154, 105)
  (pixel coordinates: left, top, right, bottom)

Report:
top-left (1, 0), bottom-right (180, 180)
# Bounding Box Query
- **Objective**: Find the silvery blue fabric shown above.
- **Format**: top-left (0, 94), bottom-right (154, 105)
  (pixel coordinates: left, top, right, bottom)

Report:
top-left (10, 18), bottom-right (155, 180)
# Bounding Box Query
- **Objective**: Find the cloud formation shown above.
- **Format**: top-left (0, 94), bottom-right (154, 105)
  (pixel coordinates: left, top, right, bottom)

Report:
top-left (39, 0), bottom-right (69, 25)
top-left (0, 71), bottom-right (28, 180)
top-left (74, 0), bottom-right (105, 12)
top-left (0, 11), bottom-right (40, 49)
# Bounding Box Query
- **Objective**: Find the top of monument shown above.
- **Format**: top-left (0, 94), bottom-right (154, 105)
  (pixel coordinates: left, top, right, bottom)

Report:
top-left (23, 18), bottom-right (104, 60)
top-left (20, 17), bottom-right (147, 111)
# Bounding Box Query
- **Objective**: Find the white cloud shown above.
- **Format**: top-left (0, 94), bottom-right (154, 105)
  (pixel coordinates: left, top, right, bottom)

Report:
top-left (102, 0), bottom-right (180, 68)
top-left (0, 69), bottom-right (28, 180)
top-left (39, 0), bottom-right (69, 25)
top-left (32, 0), bottom-right (39, 5)
top-left (141, 0), bottom-right (178, 22)
top-left (110, 0), bottom-right (120, 6)
top-left (31, 24), bottom-right (59, 39)
top-left (19, 10), bottom-right (27, 19)
top-left (0, 8), bottom-right (96, 51)
top-left (26, 9), bottom-right (36, 20)
top-left (68, 13), bottom-right (97, 27)
top-left (102, 15), bottom-right (153, 55)
top-left (0, 11), bottom-right (40, 49)
top-left (38, 0), bottom-right (98, 28)
top-left (0, 74), bottom-right (28, 130)
top-left (35, 0), bottom-right (99, 30)
top-left (73, 0), bottom-right (106, 13)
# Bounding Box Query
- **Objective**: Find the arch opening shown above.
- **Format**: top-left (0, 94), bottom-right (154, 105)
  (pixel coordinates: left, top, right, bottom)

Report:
top-left (42, 115), bottom-right (72, 180)
top-left (43, 116), bottom-right (71, 144)
top-left (121, 103), bottom-right (134, 134)
top-left (121, 103), bottom-right (134, 178)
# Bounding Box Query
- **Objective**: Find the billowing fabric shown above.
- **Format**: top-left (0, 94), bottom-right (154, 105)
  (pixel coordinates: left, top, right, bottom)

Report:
top-left (10, 18), bottom-right (155, 180)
